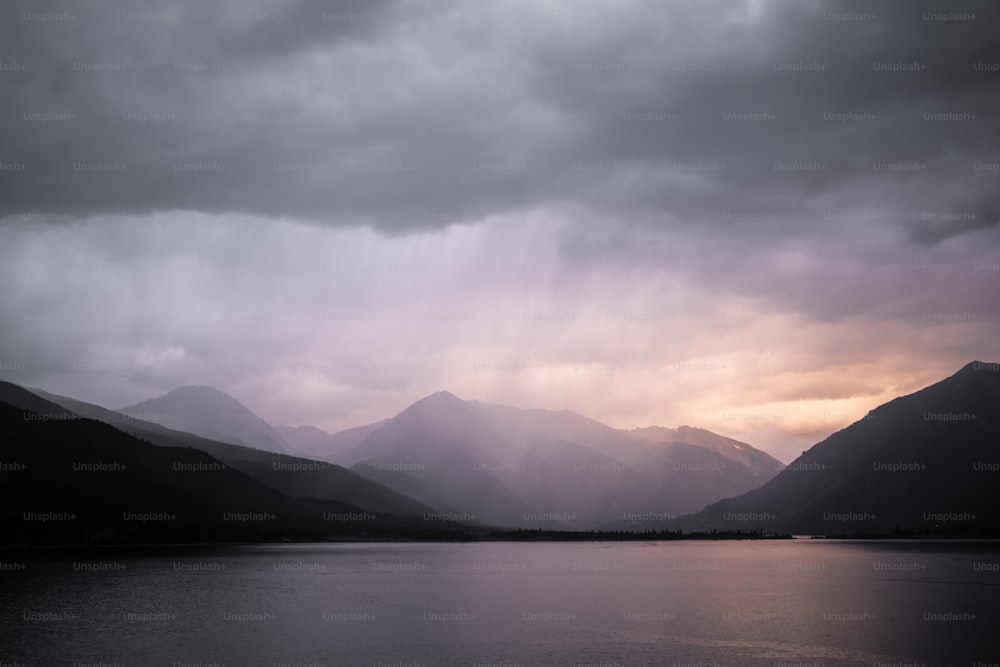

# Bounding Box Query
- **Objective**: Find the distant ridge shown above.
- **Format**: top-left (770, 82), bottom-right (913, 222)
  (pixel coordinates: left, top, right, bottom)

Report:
top-left (276, 421), bottom-right (390, 459)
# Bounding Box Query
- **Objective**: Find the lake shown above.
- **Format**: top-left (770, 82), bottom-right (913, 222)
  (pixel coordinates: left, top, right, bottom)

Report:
top-left (1, 540), bottom-right (998, 666)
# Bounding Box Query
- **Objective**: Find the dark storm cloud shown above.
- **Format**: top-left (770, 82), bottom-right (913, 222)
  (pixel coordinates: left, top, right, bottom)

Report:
top-left (0, 0), bottom-right (401, 218)
top-left (2, 0), bottom-right (999, 242)
top-left (535, 0), bottom-right (1000, 243)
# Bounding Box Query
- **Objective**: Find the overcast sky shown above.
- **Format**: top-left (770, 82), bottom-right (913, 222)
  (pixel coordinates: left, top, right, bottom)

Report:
top-left (2, 0), bottom-right (998, 462)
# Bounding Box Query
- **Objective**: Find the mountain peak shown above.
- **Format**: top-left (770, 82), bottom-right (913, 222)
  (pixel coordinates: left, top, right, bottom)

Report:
top-left (125, 385), bottom-right (252, 415)
top-left (959, 360), bottom-right (999, 374)
top-left (119, 385), bottom-right (288, 454)
top-left (396, 390), bottom-right (473, 421)
top-left (429, 389), bottom-right (461, 400)
top-left (413, 390), bottom-right (465, 406)
top-left (163, 385), bottom-right (235, 400)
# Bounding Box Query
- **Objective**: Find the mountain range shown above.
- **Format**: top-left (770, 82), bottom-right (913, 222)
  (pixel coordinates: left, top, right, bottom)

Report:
top-left (330, 391), bottom-right (782, 528)
top-left (0, 386), bottom-right (447, 544)
top-left (2, 360), bottom-right (998, 543)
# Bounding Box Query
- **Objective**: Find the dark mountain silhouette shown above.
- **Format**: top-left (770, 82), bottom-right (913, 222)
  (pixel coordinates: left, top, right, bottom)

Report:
top-left (333, 391), bottom-right (783, 528)
top-left (27, 385), bottom-right (430, 517)
top-left (0, 397), bottom-right (461, 545)
top-left (0, 382), bottom-right (77, 417)
top-left (679, 361), bottom-right (1000, 535)
top-left (119, 385), bottom-right (289, 454)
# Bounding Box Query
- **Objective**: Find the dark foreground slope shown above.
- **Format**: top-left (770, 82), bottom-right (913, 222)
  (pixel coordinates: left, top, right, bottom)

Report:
top-left (679, 361), bottom-right (1000, 535)
top-left (0, 397), bottom-right (470, 545)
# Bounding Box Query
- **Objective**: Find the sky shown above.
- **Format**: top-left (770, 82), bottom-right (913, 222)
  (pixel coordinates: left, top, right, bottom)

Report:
top-left (1, 0), bottom-right (998, 463)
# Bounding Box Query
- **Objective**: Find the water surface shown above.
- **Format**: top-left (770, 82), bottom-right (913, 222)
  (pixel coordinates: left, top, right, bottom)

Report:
top-left (2, 540), bottom-right (997, 666)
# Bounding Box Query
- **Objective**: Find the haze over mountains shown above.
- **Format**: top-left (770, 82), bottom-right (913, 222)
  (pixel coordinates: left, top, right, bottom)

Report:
top-left (3, 380), bottom-right (784, 534)
top-left (2, 360), bottom-right (999, 542)
top-left (276, 421), bottom-right (387, 459)
top-left (329, 390), bottom-right (783, 528)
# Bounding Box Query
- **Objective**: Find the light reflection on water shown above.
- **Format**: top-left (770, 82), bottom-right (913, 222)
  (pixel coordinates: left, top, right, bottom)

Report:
top-left (1, 540), bottom-right (998, 666)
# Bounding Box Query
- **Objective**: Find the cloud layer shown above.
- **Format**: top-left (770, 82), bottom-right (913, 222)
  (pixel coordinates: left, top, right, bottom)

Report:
top-left (2, 0), bottom-right (999, 461)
